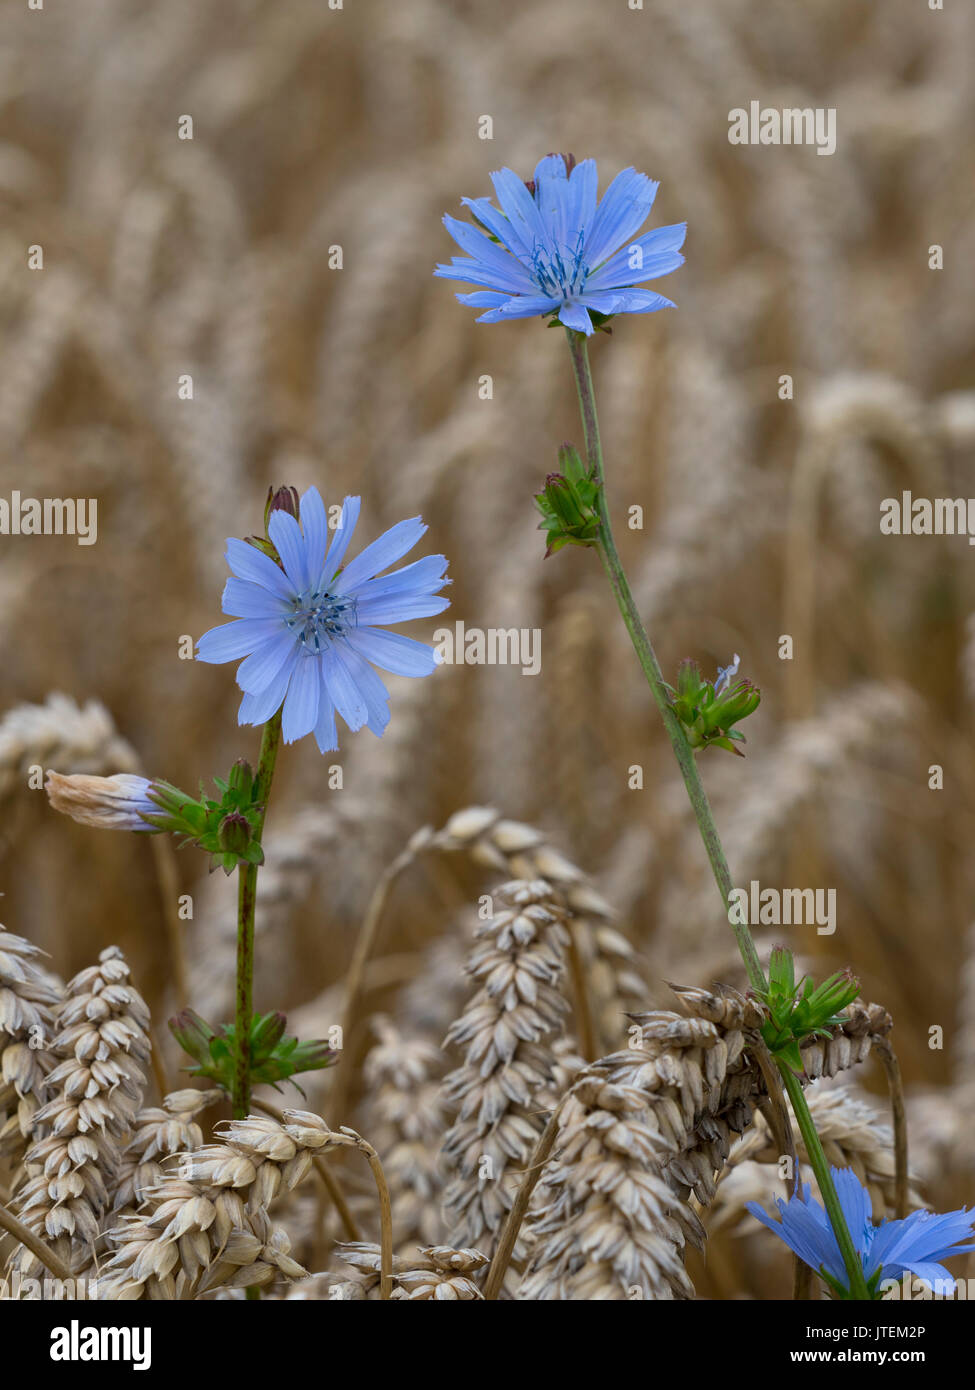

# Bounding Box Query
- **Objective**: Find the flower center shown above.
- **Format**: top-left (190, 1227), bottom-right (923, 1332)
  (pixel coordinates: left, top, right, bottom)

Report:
top-left (530, 228), bottom-right (588, 301)
top-left (286, 589), bottom-right (357, 653)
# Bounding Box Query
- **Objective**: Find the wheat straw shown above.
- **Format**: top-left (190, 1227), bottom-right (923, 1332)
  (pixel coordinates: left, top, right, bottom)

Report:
top-left (360, 1017), bottom-right (448, 1250)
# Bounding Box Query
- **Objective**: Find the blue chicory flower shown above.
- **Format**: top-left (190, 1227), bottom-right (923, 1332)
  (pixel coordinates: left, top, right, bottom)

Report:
top-left (714, 653), bottom-right (741, 696)
top-left (435, 153), bottom-right (685, 336)
top-left (196, 487), bottom-right (450, 751)
top-left (748, 1166), bottom-right (975, 1295)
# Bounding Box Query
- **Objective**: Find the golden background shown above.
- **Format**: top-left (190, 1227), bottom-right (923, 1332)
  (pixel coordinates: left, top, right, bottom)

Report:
top-left (1, 0), bottom-right (972, 1296)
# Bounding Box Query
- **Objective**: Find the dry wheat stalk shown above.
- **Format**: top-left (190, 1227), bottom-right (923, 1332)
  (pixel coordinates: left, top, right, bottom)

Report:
top-left (518, 1054), bottom-right (699, 1301)
top-left (518, 986), bottom-right (893, 1299)
top-left (899, 924), bottom-right (975, 1194)
top-left (0, 266), bottom-right (81, 447)
top-left (709, 1083), bottom-right (920, 1234)
top-left (395, 932), bottom-right (470, 1041)
top-left (549, 594), bottom-right (619, 859)
top-left (96, 1111), bottom-right (336, 1299)
top-left (359, 1017), bottom-right (448, 1251)
top-left (439, 880), bottom-right (570, 1264)
top-left (333, 1241), bottom-right (487, 1301)
top-left (955, 920), bottom-right (975, 1104)
top-left (113, 1088), bottom-right (221, 1216)
top-left (430, 807), bottom-right (644, 1054)
top-left (0, 925), bottom-right (61, 1169)
top-left (8, 946), bottom-right (150, 1278)
top-left (0, 695), bottom-right (139, 802)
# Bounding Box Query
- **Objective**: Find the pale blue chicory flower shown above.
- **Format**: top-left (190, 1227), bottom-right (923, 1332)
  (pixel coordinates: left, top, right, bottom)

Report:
top-left (714, 653), bottom-right (741, 696)
top-left (748, 1166), bottom-right (975, 1295)
top-left (435, 153), bottom-right (685, 336)
top-left (197, 487), bottom-right (450, 751)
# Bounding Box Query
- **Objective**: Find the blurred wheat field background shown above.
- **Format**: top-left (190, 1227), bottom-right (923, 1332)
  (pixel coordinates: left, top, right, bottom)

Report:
top-left (0, 0), bottom-right (973, 1301)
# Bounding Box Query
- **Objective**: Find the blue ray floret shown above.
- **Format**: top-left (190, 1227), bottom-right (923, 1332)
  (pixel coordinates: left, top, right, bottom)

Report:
top-left (748, 1166), bottom-right (975, 1296)
top-left (196, 486), bottom-right (450, 752)
top-left (435, 153), bottom-right (686, 336)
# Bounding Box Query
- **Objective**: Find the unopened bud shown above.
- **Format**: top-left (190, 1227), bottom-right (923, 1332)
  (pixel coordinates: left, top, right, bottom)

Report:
top-left (217, 811), bottom-right (252, 857)
top-left (45, 772), bottom-right (160, 832)
top-left (264, 485), bottom-right (300, 526)
top-left (251, 1011), bottom-right (287, 1057)
top-left (227, 759), bottom-right (254, 800)
top-left (169, 1008), bottom-right (217, 1065)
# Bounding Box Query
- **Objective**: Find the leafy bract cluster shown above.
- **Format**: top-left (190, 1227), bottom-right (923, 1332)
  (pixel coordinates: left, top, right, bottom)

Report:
top-left (756, 947), bottom-right (862, 1075)
top-left (169, 1008), bottom-right (337, 1093)
top-left (143, 760), bottom-right (266, 875)
top-left (667, 657), bottom-right (760, 755)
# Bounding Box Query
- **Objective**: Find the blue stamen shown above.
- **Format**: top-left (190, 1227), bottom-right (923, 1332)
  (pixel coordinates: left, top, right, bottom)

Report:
top-left (286, 590), bottom-right (358, 653)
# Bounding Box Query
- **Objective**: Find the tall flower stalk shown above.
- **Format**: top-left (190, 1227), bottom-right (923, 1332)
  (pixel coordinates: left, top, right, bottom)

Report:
top-left (233, 709), bottom-right (282, 1120)
top-left (564, 328), bottom-right (869, 1300)
top-left (564, 331), bottom-right (765, 994)
top-left (47, 484), bottom-right (449, 1131)
top-left (196, 484), bottom-right (449, 1120)
top-left (435, 150), bottom-right (870, 1295)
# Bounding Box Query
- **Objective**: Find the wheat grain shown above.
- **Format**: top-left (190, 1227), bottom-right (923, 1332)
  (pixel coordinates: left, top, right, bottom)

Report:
top-left (113, 1088), bottom-right (221, 1216)
top-left (334, 1240), bottom-right (487, 1300)
top-left (96, 1111), bottom-right (334, 1299)
top-left (439, 880), bottom-right (570, 1266)
top-left (0, 924), bottom-right (61, 1168)
top-left (359, 1017), bottom-right (448, 1250)
top-left (430, 808), bottom-right (644, 1054)
top-left (7, 946), bottom-right (150, 1279)
top-left (518, 1055), bottom-right (699, 1301)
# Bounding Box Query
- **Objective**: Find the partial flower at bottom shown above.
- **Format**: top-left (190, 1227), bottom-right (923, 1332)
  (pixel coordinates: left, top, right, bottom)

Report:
top-left (748, 1165), bottom-right (975, 1295)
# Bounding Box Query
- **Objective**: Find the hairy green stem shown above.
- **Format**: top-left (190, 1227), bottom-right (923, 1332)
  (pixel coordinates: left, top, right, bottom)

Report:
top-left (779, 1063), bottom-right (871, 1299)
top-left (233, 708), bottom-right (282, 1121)
top-left (565, 329), bottom-right (764, 992)
top-left (566, 328), bottom-right (870, 1300)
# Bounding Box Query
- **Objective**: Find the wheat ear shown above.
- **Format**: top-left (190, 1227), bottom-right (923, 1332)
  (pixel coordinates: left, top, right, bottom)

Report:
top-left (7, 946), bottom-right (150, 1279)
top-left (439, 880), bottom-right (571, 1269)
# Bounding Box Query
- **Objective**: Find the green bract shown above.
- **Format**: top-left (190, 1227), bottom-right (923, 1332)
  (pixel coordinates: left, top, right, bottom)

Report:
top-left (141, 759), bottom-right (267, 874)
top-left (756, 947), bottom-right (862, 1074)
top-left (535, 443), bottom-right (601, 556)
top-left (169, 1007), bottom-right (337, 1093)
top-left (667, 657), bottom-right (761, 756)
